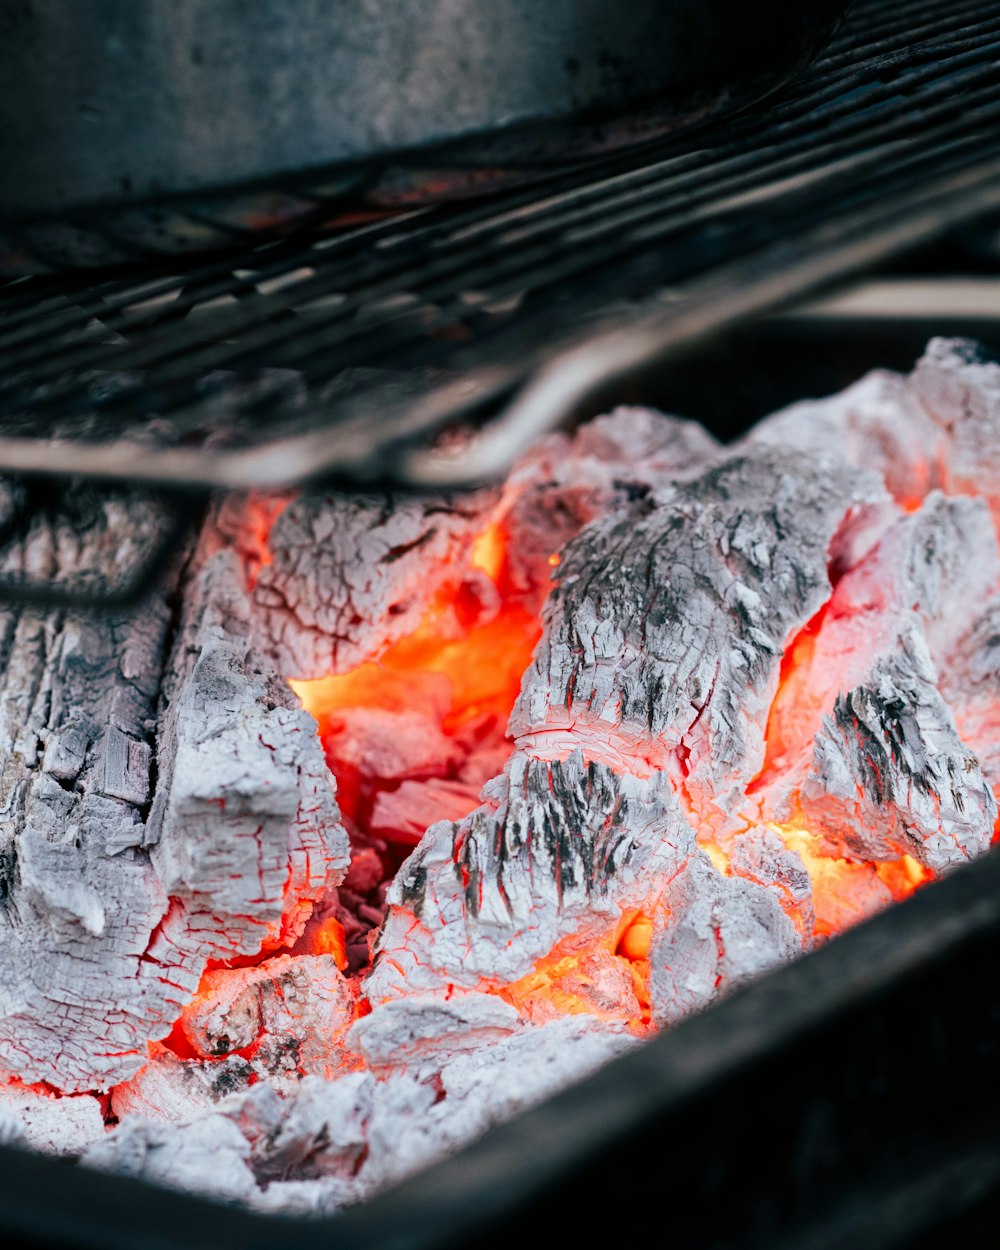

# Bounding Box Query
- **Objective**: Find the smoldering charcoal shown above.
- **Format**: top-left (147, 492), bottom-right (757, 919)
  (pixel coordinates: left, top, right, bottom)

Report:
top-left (0, 338), bottom-right (997, 1213)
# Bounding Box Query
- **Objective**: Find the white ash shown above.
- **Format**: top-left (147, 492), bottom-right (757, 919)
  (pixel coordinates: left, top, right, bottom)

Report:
top-left (0, 1083), bottom-right (105, 1157)
top-left (368, 751), bottom-right (699, 1000)
top-left (111, 1050), bottom-right (256, 1124)
top-left (941, 594), bottom-right (1000, 798)
top-left (85, 1017), bottom-right (636, 1210)
top-left (0, 501), bottom-right (349, 1094)
top-left (727, 827), bottom-right (815, 937)
top-left (148, 544), bottom-right (350, 959)
top-left (356, 1017), bottom-right (635, 1196)
top-left (746, 336), bottom-right (1000, 513)
top-left (748, 493), bottom-right (998, 872)
top-left (497, 406), bottom-right (721, 600)
top-left (84, 1113), bottom-right (260, 1205)
top-left (510, 447), bottom-right (893, 824)
top-left (648, 854), bottom-right (803, 1028)
top-left (348, 993), bottom-right (521, 1072)
top-left (0, 491), bottom-right (181, 1092)
top-left (253, 491), bottom-right (493, 678)
top-left (4, 338), bottom-right (999, 1215)
top-left (911, 337), bottom-right (1000, 516)
top-left (799, 630), bottom-right (995, 869)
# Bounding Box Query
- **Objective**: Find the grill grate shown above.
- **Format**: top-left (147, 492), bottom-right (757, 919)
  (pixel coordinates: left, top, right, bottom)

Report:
top-left (1, 0), bottom-right (999, 502)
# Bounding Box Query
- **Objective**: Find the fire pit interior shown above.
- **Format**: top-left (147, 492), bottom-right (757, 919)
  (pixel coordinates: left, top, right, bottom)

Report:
top-left (0, 335), bottom-right (996, 1219)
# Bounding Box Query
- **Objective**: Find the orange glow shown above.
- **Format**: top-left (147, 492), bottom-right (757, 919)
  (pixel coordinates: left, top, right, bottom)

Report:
top-left (616, 911), bottom-right (653, 962)
top-left (239, 493), bottom-right (290, 590)
top-left (700, 839), bottom-right (730, 875)
top-left (305, 917), bottom-right (348, 971)
top-left (90, 455), bottom-right (998, 1128)
top-left (777, 825), bottom-right (932, 938)
top-left (291, 520), bottom-right (541, 839)
top-left (470, 521), bottom-right (507, 584)
top-left (875, 854), bottom-right (935, 899)
top-left (748, 605), bottom-right (829, 792)
top-left (497, 910), bottom-right (655, 1034)
top-left (291, 603), bottom-right (540, 740)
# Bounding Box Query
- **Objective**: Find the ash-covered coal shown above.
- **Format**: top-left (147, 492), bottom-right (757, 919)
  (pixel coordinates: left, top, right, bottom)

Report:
top-left (0, 339), bottom-right (997, 1213)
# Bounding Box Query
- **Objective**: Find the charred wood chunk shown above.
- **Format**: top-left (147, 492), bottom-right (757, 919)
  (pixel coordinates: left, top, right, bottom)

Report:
top-left (941, 594), bottom-right (1000, 802)
top-left (368, 750), bottom-right (697, 1000)
top-left (0, 491), bottom-right (180, 1091)
top-left (83, 1112), bottom-right (260, 1204)
top-left (648, 855), bottom-right (803, 1027)
top-left (910, 337), bottom-right (1000, 516)
top-left (801, 629), bottom-right (995, 871)
top-left (512, 447), bottom-right (891, 821)
top-left (89, 1018), bottom-right (634, 1211)
top-left (348, 993), bottom-right (520, 1073)
top-left (111, 1049), bottom-right (256, 1124)
top-left (745, 368), bottom-right (946, 508)
top-left (149, 546), bottom-right (350, 962)
top-left (727, 826), bottom-right (814, 939)
top-left (800, 493), bottom-right (1000, 681)
top-left (747, 337), bottom-right (1000, 520)
top-left (0, 491), bottom-right (350, 1092)
top-left (0, 1081), bottom-right (105, 1157)
top-left (757, 496), bottom-right (998, 872)
top-left (500, 407), bottom-right (721, 601)
top-left (178, 953), bottom-right (356, 1083)
top-left (253, 492), bottom-right (492, 679)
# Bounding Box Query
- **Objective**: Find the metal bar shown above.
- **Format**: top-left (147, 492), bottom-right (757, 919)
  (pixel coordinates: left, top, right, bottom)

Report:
top-left (0, 494), bottom-right (198, 609)
top-left (9, 50), bottom-right (997, 428)
top-left (3, 4), bottom-right (990, 385)
top-left (0, 0), bottom-right (996, 504)
top-left (401, 155), bottom-right (1000, 488)
top-left (0, 147), bottom-right (997, 494)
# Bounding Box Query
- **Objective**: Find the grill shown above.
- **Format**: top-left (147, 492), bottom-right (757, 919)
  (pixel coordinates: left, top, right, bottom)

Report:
top-left (1, 0), bottom-right (999, 503)
top-left (1, 5), bottom-right (1000, 1245)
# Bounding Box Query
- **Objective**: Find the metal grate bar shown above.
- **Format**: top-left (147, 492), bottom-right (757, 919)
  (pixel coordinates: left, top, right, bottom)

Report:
top-left (5, 0), bottom-right (990, 365)
top-left (7, 35), bottom-right (997, 410)
top-left (0, 0), bottom-right (998, 496)
top-left (16, 73), bottom-right (993, 419)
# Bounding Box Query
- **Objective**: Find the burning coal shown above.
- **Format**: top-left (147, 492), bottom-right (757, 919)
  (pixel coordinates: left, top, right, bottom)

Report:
top-left (0, 339), bottom-right (997, 1213)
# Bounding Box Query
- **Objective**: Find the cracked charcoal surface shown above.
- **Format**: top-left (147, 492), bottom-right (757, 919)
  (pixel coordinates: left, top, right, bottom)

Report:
top-left (2, 339), bottom-right (998, 1215)
top-left (368, 751), bottom-right (700, 1000)
top-left (253, 491), bottom-right (493, 679)
top-left (510, 445), bottom-right (893, 823)
top-left (0, 489), bottom-right (180, 1091)
top-left (0, 498), bottom-right (349, 1092)
top-left (751, 494), bottom-right (998, 872)
top-left (801, 632), bottom-right (995, 868)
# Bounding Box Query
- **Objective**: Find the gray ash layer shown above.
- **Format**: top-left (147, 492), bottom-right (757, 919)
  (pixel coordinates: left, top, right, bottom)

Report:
top-left (0, 339), bottom-right (996, 1214)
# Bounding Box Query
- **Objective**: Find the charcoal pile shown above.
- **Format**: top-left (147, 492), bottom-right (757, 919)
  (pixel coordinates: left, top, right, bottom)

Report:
top-left (0, 339), bottom-right (996, 1213)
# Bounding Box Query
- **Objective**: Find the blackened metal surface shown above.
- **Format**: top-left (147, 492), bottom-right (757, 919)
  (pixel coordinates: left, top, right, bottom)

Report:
top-left (0, 0), bottom-right (846, 260)
top-left (0, 0), bottom-right (997, 498)
top-left (0, 848), bottom-right (997, 1250)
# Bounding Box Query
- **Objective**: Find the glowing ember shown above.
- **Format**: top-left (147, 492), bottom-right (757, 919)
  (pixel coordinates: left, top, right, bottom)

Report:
top-left (496, 909), bottom-right (655, 1034)
top-left (290, 521), bottom-right (540, 846)
top-left (2, 339), bottom-right (997, 1215)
